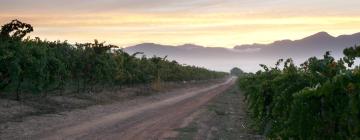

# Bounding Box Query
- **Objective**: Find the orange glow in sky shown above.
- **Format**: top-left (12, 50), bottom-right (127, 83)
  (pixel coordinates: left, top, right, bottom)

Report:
top-left (1, 0), bottom-right (360, 48)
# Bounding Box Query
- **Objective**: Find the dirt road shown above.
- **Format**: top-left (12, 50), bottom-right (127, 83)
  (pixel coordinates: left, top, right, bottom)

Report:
top-left (2, 78), bottom-right (235, 140)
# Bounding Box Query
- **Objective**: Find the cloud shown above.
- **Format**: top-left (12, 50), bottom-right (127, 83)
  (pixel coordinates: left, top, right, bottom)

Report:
top-left (1, 0), bottom-right (360, 15)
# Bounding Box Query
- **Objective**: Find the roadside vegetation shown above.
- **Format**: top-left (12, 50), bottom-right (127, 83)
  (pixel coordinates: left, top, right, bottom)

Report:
top-left (0, 20), bottom-right (227, 101)
top-left (239, 45), bottom-right (360, 139)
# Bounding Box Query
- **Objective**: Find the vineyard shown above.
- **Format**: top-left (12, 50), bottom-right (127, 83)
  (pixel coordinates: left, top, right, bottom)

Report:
top-left (239, 46), bottom-right (360, 139)
top-left (0, 20), bottom-right (227, 101)
top-left (3, 19), bottom-right (360, 139)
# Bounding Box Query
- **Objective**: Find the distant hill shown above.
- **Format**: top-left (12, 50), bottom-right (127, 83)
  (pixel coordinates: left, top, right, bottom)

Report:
top-left (234, 32), bottom-right (360, 58)
top-left (124, 32), bottom-right (360, 72)
top-left (125, 43), bottom-right (238, 59)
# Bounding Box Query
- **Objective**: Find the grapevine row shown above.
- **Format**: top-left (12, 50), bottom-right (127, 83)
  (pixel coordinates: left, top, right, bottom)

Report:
top-left (0, 20), bottom-right (227, 100)
top-left (239, 45), bottom-right (360, 139)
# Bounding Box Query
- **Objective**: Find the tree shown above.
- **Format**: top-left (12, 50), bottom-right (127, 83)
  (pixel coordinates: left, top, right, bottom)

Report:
top-left (230, 67), bottom-right (244, 76)
top-left (0, 19), bottom-right (33, 41)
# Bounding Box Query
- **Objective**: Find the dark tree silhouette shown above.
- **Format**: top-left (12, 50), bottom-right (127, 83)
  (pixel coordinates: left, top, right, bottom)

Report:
top-left (0, 19), bottom-right (33, 40)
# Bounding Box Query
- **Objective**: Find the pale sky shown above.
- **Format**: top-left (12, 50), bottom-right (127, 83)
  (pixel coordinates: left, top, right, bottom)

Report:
top-left (1, 0), bottom-right (360, 48)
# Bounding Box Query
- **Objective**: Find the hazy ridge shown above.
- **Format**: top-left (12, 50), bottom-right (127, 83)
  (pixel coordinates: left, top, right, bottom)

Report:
top-left (125, 32), bottom-right (360, 72)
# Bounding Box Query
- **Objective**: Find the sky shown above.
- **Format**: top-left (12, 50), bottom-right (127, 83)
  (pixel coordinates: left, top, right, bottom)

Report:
top-left (0, 0), bottom-right (360, 48)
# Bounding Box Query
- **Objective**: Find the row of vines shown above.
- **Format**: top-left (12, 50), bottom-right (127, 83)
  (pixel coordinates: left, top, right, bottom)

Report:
top-left (239, 45), bottom-right (360, 139)
top-left (0, 20), bottom-right (227, 100)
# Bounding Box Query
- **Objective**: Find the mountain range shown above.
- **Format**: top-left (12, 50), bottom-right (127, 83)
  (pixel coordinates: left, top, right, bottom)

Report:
top-left (124, 32), bottom-right (360, 72)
